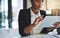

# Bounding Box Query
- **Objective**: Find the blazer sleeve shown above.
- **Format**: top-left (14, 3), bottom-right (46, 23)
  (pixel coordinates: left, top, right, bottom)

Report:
top-left (18, 10), bottom-right (30, 37)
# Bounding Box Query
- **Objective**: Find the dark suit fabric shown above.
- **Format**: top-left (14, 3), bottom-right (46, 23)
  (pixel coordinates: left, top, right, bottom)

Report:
top-left (18, 8), bottom-right (46, 37)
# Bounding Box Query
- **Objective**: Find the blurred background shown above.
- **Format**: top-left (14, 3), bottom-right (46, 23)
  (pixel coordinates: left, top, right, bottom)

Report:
top-left (0, 0), bottom-right (60, 38)
top-left (0, 0), bottom-right (23, 29)
top-left (0, 0), bottom-right (60, 30)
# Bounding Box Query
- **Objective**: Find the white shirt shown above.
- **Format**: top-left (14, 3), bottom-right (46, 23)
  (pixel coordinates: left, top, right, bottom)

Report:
top-left (48, 29), bottom-right (58, 35)
top-left (30, 8), bottom-right (42, 34)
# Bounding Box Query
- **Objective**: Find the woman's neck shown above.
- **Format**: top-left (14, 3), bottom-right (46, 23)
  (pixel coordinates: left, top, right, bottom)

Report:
top-left (31, 7), bottom-right (39, 14)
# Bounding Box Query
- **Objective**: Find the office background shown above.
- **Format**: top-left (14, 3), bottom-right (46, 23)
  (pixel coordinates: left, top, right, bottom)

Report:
top-left (0, 0), bottom-right (60, 38)
top-left (0, 0), bottom-right (60, 29)
top-left (0, 0), bottom-right (23, 29)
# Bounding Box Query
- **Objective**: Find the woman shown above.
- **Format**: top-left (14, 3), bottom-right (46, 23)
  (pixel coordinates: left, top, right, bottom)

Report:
top-left (18, 0), bottom-right (46, 37)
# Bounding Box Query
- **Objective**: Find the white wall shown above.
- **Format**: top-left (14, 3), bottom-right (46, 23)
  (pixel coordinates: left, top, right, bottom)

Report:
top-left (47, 0), bottom-right (60, 9)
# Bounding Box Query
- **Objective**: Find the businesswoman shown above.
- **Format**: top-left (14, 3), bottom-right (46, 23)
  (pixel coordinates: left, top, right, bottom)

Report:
top-left (18, 0), bottom-right (46, 37)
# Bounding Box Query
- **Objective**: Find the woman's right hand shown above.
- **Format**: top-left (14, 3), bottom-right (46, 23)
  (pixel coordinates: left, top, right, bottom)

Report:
top-left (33, 16), bottom-right (43, 26)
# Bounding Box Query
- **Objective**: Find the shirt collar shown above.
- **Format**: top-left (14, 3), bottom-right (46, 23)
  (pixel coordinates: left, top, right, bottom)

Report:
top-left (30, 8), bottom-right (41, 17)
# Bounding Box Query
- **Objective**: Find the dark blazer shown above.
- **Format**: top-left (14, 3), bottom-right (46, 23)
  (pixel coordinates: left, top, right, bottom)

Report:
top-left (18, 8), bottom-right (46, 37)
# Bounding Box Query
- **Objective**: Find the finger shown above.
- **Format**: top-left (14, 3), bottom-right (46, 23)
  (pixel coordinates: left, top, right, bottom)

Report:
top-left (37, 17), bottom-right (43, 21)
top-left (35, 16), bottom-right (44, 22)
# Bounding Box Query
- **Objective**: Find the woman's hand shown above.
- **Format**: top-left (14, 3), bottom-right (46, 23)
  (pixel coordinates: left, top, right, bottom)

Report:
top-left (53, 22), bottom-right (60, 29)
top-left (33, 15), bottom-right (44, 26)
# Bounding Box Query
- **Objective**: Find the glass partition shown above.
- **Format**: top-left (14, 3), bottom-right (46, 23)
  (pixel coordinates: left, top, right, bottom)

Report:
top-left (0, 0), bottom-right (8, 29)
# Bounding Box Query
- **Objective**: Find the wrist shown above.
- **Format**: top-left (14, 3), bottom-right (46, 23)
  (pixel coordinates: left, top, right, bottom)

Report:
top-left (34, 22), bottom-right (39, 25)
top-left (32, 22), bottom-right (38, 27)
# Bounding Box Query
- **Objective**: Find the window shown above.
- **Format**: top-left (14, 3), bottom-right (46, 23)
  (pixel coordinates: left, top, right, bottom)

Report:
top-left (12, 0), bottom-right (23, 29)
top-left (0, 0), bottom-right (8, 29)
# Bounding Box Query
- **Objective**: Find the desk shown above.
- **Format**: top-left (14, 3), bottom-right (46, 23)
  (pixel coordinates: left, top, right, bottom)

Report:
top-left (0, 28), bottom-right (60, 38)
top-left (21, 34), bottom-right (60, 38)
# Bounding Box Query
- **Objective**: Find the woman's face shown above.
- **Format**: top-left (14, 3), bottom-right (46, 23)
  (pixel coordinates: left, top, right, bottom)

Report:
top-left (31, 0), bottom-right (43, 10)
